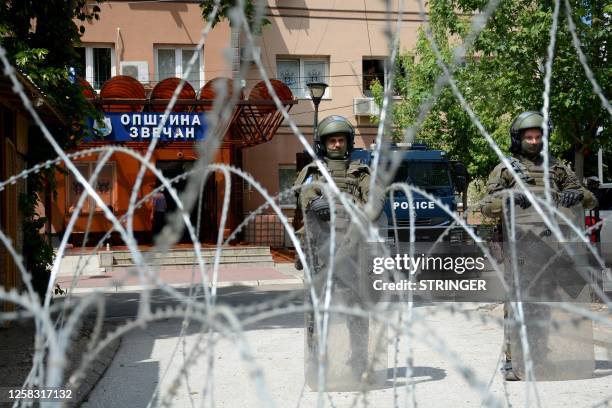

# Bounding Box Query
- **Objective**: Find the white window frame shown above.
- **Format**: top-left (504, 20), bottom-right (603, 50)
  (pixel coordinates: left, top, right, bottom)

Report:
top-left (277, 57), bottom-right (330, 99)
top-left (65, 162), bottom-right (117, 214)
top-left (154, 46), bottom-right (205, 88)
top-left (81, 45), bottom-right (116, 90)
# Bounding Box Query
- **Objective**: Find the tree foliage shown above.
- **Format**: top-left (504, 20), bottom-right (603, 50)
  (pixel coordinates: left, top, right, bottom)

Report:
top-left (200, 0), bottom-right (270, 31)
top-left (375, 0), bottom-right (611, 182)
top-left (0, 1), bottom-right (101, 142)
top-left (0, 1), bottom-right (101, 300)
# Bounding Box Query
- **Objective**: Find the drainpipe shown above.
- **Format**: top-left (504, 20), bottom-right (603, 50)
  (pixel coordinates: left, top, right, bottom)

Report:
top-left (115, 27), bottom-right (122, 78)
top-left (231, 26), bottom-right (240, 81)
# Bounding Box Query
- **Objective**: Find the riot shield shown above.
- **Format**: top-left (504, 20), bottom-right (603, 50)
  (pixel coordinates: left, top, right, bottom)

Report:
top-left (502, 201), bottom-right (595, 380)
top-left (303, 204), bottom-right (388, 391)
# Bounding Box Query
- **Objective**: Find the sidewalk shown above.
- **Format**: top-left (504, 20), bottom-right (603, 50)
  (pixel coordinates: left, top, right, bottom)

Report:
top-left (0, 318), bottom-right (120, 406)
top-left (57, 263), bottom-right (304, 294)
top-left (1, 261), bottom-right (303, 404)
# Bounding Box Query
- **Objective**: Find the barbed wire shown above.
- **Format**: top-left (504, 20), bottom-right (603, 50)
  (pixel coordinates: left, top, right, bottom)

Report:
top-left (0, 0), bottom-right (610, 406)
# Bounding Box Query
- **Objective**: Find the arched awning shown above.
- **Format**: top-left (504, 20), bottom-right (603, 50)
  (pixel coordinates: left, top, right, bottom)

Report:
top-left (100, 75), bottom-right (146, 112)
top-left (197, 77), bottom-right (244, 111)
top-left (150, 78), bottom-right (196, 112)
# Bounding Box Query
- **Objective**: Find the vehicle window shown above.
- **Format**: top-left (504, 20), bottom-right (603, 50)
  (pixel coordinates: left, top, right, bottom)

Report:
top-left (393, 161), bottom-right (451, 188)
top-left (597, 188), bottom-right (612, 210)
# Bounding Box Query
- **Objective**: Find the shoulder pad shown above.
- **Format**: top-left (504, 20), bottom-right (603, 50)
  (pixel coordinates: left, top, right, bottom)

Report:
top-left (302, 161), bottom-right (320, 172)
top-left (295, 163), bottom-right (319, 185)
top-left (347, 161), bottom-right (370, 174)
top-left (550, 157), bottom-right (567, 169)
top-left (489, 161), bottom-right (508, 177)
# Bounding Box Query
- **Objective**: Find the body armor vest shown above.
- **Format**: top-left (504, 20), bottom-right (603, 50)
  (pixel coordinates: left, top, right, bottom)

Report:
top-left (481, 153), bottom-right (596, 219)
top-left (507, 156), bottom-right (562, 198)
top-left (324, 158), bottom-right (362, 202)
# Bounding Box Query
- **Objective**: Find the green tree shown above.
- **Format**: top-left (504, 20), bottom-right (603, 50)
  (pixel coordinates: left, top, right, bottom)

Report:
top-left (0, 0), bottom-right (101, 301)
top-left (0, 1), bottom-right (101, 144)
top-left (200, 0), bottom-right (270, 30)
top-left (375, 0), bottom-right (611, 182)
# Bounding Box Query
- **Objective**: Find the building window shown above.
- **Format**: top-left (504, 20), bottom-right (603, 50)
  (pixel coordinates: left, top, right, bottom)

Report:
top-left (277, 57), bottom-right (329, 99)
top-left (362, 58), bottom-right (385, 97)
top-left (362, 57), bottom-right (408, 97)
top-left (155, 47), bottom-right (204, 89)
top-left (77, 46), bottom-right (116, 90)
top-left (278, 165), bottom-right (297, 207)
top-left (66, 162), bottom-right (116, 214)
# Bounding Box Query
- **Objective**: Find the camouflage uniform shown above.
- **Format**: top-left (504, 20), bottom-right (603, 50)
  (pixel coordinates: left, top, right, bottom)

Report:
top-left (481, 153), bottom-right (597, 218)
top-left (297, 116), bottom-right (386, 388)
top-left (480, 111), bottom-right (597, 381)
top-left (293, 157), bottom-right (374, 233)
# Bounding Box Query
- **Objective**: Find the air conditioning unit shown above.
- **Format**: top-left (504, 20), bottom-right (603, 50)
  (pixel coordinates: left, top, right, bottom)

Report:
top-left (120, 61), bottom-right (149, 83)
top-left (353, 97), bottom-right (380, 117)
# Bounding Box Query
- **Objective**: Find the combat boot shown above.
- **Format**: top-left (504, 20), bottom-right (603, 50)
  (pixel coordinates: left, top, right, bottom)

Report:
top-left (501, 359), bottom-right (520, 381)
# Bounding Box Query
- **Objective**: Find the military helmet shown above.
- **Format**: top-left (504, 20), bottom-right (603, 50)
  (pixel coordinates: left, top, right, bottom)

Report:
top-left (315, 115), bottom-right (355, 158)
top-left (509, 111), bottom-right (553, 154)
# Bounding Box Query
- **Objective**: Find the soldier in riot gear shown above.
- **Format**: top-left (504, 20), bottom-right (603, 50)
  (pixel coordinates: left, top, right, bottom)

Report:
top-left (293, 115), bottom-right (383, 261)
top-left (481, 111), bottom-right (597, 217)
top-left (294, 115), bottom-right (374, 219)
top-left (294, 115), bottom-right (386, 388)
top-left (481, 111), bottom-right (598, 381)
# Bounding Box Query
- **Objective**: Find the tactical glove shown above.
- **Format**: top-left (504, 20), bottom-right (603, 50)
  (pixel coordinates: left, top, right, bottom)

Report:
top-left (506, 192), bottom-right (531, 209)
top-left (309, 196), bottom-right (330, 221)
top-left (559, 189), bottom-right (583, 208)
top-left (294, 255), bottom-right (303, 271)
top-left (364, 199), bottom-right (385, 221)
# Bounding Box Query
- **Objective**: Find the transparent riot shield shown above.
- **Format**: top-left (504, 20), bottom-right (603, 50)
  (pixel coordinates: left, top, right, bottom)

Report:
top-left (502, 201), bottom-right (595, 380)
top-left (303, 205), bottom-right (388, 391)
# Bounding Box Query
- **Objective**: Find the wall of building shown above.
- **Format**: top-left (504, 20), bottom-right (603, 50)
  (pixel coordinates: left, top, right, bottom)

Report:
top-left (241, 0), bottom-right (423, 212)
top-left (74, 0), bottom-right (424, 241)
top-left (246, 0), bottom-right (421, 128)
top-left (81, 1), bottom-right (232, 88)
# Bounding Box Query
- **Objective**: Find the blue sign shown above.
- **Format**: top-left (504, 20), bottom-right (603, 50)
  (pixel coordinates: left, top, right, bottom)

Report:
top-left (87, 112), bottom-right (207, 142)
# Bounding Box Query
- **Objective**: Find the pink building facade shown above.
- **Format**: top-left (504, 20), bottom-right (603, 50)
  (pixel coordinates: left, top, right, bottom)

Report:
top-left (75, 0), bottom-right (423, 245)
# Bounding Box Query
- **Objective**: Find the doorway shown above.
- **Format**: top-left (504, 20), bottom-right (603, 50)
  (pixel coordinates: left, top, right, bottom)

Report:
top-left (156, 160), bottom-right (218, 243)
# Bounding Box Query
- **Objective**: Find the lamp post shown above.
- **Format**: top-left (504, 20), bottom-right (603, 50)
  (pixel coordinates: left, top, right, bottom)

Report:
top-left (306, 82), bottom-right (328, 143)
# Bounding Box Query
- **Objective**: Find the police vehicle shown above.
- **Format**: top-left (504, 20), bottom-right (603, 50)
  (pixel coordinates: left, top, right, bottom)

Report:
top-left (350, 143), bottom-right (472, 244)
top-left (585, 147), bottom-right (612, 292)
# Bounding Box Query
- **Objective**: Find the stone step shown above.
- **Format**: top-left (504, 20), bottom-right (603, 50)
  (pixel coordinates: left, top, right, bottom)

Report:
top-left (113, 254), bottom-right (273, 266)
top-left (101, 246), bottom-right (274, 268)
top-left (110, 246), bottom-right (271, 260)
top-left (113, 262), bottom-right (276, 268)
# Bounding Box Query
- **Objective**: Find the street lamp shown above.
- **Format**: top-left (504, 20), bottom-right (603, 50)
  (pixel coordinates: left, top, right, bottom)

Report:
top-left (307, 82), bottom-right (328, 143)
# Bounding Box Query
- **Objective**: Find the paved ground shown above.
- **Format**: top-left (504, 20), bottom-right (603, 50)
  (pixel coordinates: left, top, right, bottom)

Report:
top-left (4, 256), bottom-right (611, 407)
top-left (79, 285), bottom-right (612, 408)
top-left (1, 259), bottom-right (303, 406)
top-left (57, 262), bottom-right (303, 293)
top-left (0, 317), bottom-right (120, 406)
